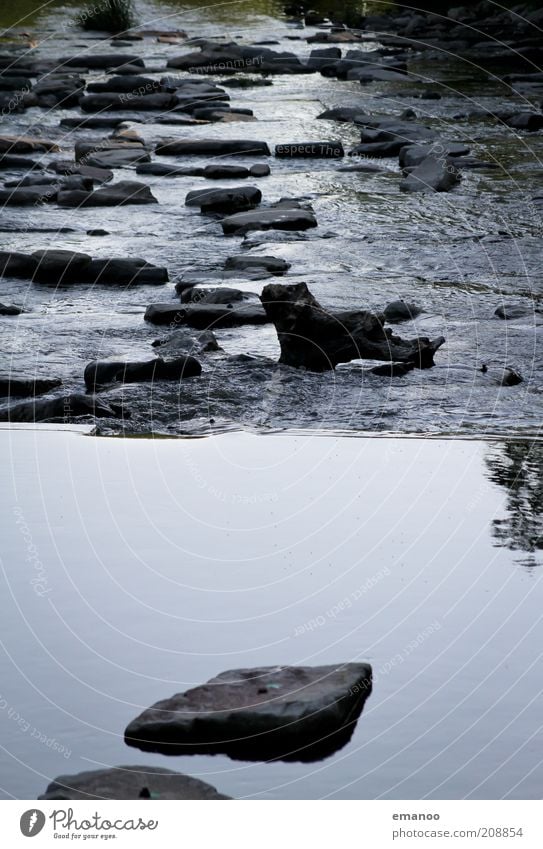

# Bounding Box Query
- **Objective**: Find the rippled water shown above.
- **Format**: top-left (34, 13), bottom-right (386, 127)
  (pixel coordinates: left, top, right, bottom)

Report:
top-left (1, 1), bottom-right (542, 437)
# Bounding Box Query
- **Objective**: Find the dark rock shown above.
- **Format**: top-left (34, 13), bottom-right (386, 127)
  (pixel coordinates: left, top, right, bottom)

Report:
top-left (260, 282), bottom-right (444, 371)
top-left (85, 148), bottom-right (151, 169)
top-left (203, 164), bottom-right (251, 179)
top-left (152, 328), bottom-right (220, 355)
top-left (60, 115), bottom-right (145, 130)
top-left (224, 255), bottom-right (290, 274)
top-left (57, 180), bottom-right (158, 207)
top-left (156, 139), bottom-right (270, 156)
top-left (87, 229), bottom-right (110, 236)
top-left (39, 766), bottom-right (230, 800)
top-left (0, 250), bottom-right (166, 286)
top-left (49, 162), bottom-right (114, 184)
top-left (0, 302), bottom-right (24, 315)
top-left (308, 48), bottom-right (342, 71)
top-left (0, 376), bottom-right (62, 398)
top-left (250, 164), bottom-right (271, 177)
top-left (0, 185), bottom-right (58, 205)
top-left (499, 368), bottom-right (523, 387)
top-left (505, 112), bottom-right (543, 131)
top-left (87, 75), bottom-right (160, 94)
top-left (0, 135), bottom-right (58, 154)
top-left (81, 258), bottom-right (168, 286)
top-left (144, 302), bottom-right (270, 328)
top-left (0, 394), bottom-right (124, 423)
top-left (137, 162), bottom-right (204, 177)
top-left (80, 93), bottom-right (177, 112)
top-left (166, 41), bottom-right (310, 75)
top-left (185, 186), bottom-right (261, 213)
top-left (370, 362), bottom-right (415, 377)
top-left (180, 287), bottom-right (256, 304)
top-left (350, 140), bottom-right (409, 158)
top-left (383, 300), bottom-right (423, 322)
top-left (84, 356), bottom-right (201, 390)
top-left (61, 54), bottom-right (144, 70)
top-left (399, 142), bottom-right (470, 169)
top-left (0, 154), bottom-right (43, 170)
top-left (221, 208), bottom-right (317, 235)
top-left (400, 155), bottom-right (461, 193)
top-left (275, 141), bottom-right (344, 158)
top-left (124, 663), bottom-right (372, 761)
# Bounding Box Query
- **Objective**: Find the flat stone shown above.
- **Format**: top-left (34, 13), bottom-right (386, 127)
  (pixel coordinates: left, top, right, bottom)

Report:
top-left (80, 93), bottom-right (177, 112)
top-left (185, 185), bottom-right (261, 213)
top-left (144, 301), bottom-right (270, 328)
top-left (400, 155), bottom-right (461, 193)
top-left (156, 139), bottom-right (270, 156)
top-left (85, 148), bottom-right (151, 169)
top-left (57, 180), bottom-right (158, 207)
top-left (84, 356), bottom-right (201, 390)
top-left (180, 287), bottom-right (256, 304)
top-left (0, 135), bottom-right (59, 154)
top-left (495, 304), bottom-right (534, 320)
top-left (124, 663), bottom-right (372, 761)
top-left (383, 300), bottom-right (423, 322)
top-left (136, 162), bottom-right (204, 177)
top-left (203, 164), bottom-right (250, 179)
top-left (221, 207), bottom-right (317, 235)
top-left (0, 393), bottom-right (124, 423)
top-left (370, 362), bottom-right (415, 377)
top-left (152, 328), bottom-right (220, 355)
top-left (39, 765), bottom-right (230, 800)
top-left (0, 153), bottom-right (43, 170)
top-left (317, 105), bottom-right (368, 122)
top-left (61, 54), bottom-right (144, 70)
top-left (0, 376), bottom-right (62, 397)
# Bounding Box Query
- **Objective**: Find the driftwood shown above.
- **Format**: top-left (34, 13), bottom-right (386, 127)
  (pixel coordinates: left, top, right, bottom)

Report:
top-left (260, 282), bottom-right (445, 372)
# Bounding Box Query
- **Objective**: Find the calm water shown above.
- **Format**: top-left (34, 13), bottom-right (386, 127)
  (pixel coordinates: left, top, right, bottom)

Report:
top-left (1, 428), bottom-right (542, 799)
top-left (0, 1), bottom-right (542, 436)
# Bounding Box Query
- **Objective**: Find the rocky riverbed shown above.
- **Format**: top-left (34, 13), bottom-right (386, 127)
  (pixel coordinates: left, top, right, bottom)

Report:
top-left (1, 0), bottom-right (542, 436)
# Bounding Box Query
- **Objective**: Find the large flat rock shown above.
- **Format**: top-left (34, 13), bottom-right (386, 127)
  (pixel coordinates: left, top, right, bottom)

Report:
top-left (39, 765), bottom-right (230, 800)
top-left (156, 139), bottom-right (270, 156)
top-left (221, 207), bottom-right (317, 235)
top-left (125, 663), bottom-right (372, 761)
top-left (144, 301), bottom-right (270, 329)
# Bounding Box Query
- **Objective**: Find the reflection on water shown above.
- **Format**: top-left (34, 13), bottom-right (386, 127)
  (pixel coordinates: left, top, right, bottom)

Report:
top-left (485, 441), bottom-right (543, 569)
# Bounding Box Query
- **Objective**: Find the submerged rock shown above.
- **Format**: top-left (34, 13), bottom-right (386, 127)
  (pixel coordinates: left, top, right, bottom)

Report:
top-left (370, 362), bottom-right (415, 377)
top-left (57, 180), bottom-right (158, 207)
top-left (84, 357), bottom-right (201, 390)
top-left (124, 663), bottom-right (372, 761)
top-left (260, 282), bottom-right (444, 371)
top-left (144, 301), bottom-right (270, 328)
top-left (152, 328), bottom-right (220, 355)
top-left (39, 765), bottom-right (230, 800)
top-left (495, 304), bottom-right (535, 320)
top-left (180, 287), bottom-right (256, 305)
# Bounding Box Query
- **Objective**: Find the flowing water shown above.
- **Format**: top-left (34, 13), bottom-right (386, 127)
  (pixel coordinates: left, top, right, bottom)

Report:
top-left (1, 0), bottom-right (542, 436)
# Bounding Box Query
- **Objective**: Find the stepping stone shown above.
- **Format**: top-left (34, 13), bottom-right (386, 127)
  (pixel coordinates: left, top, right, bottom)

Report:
top-left (275, 141), bottom-right (344, 158)
top-left (39, 766), bottom-right (230, 800)
top-left (144, 301), bottom-right (270, 328)
top-left (125, 663), bottom-right (372, 761)
top-left (221, 207), bottom-right (317, 235)
top-left (156, 139), bottom-right (270, 156)
top-left (0, 376), bottom-right (61, 397)
top-left (84, 356), bottom-right (201, 390)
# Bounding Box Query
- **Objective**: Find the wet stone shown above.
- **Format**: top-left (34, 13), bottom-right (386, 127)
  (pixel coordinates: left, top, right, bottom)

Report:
top-left (124, 663), bottom-right (372, 761)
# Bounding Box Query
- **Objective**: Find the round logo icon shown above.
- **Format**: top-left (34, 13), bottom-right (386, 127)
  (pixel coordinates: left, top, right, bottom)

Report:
top-left (20, 810), bottom-right (46, 837)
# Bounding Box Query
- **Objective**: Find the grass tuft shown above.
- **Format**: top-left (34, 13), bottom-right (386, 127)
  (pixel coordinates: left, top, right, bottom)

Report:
top-left (76, 0), bottom-right (136, 34)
